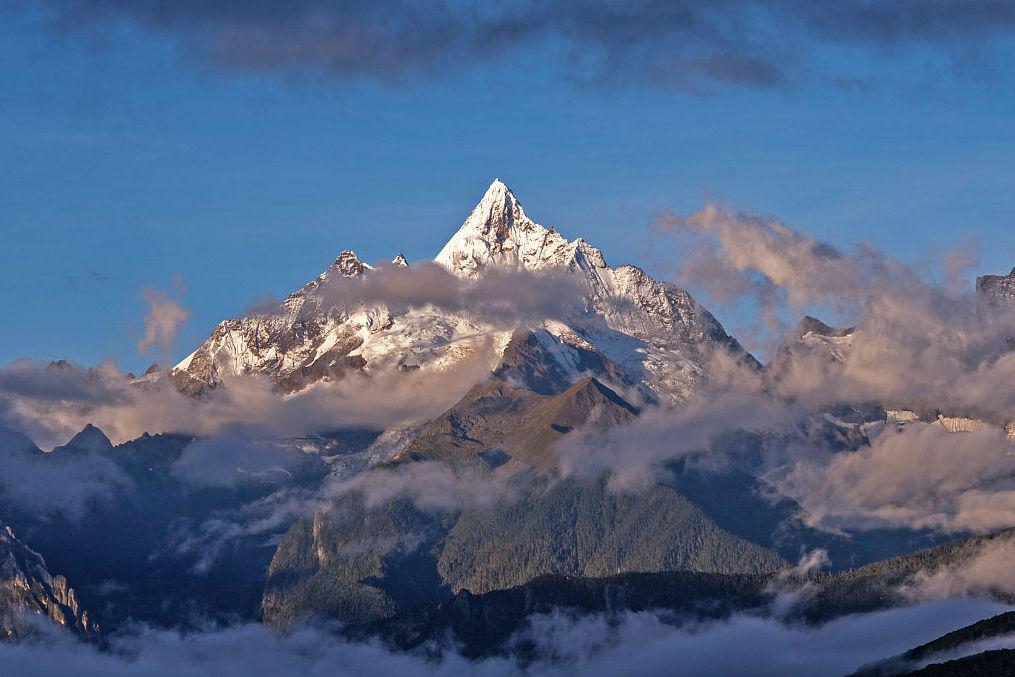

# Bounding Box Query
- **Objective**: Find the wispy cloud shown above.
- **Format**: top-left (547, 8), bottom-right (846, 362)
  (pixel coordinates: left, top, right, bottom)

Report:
top-left (137, 288), bottom-right (190, 355)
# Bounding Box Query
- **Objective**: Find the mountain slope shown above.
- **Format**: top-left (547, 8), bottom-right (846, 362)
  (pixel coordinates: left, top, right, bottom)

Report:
top-left (393, 376), bottom-right (637, 472)
top-left (438, 476), bottom-right (786, 596)
top-left (363, 570), bottom-right (772, 659)
top-left (799, 527), bottom-right (1015, 622)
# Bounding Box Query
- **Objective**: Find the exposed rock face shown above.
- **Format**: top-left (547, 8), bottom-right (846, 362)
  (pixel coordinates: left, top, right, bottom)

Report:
top-left (171, 250), bottom-right (381, 395)
top-left (171, 179), bottom-right (755, 401)
top-left (976, 266), bottom-right (1015, 304)
top-left (0, 523), bottom-right (96, 641)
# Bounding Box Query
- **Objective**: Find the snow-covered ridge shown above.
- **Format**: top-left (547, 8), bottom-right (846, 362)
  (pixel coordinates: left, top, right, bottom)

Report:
top-left (171, 179), bottom-right (751, 400)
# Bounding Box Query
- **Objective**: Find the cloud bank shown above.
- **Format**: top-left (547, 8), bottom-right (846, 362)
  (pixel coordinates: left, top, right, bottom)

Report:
top-left (0, 598), bottom-right (1008, 677)
top-left (0, 353), bottom-right (491, 450)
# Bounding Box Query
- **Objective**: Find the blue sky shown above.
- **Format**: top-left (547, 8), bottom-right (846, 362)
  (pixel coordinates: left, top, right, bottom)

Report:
top-left (2, 3), bottom-right (1014, 372)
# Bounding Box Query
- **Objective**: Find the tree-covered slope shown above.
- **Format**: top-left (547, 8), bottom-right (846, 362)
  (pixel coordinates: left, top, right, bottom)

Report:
top-left (262, 474), bottom-right (786, 631)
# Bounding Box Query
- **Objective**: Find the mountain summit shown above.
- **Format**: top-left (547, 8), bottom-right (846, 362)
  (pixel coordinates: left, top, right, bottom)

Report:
top-left (435, 179), bottom-right (554, 277)
top-left (171, 180), bottom-right (751, 399)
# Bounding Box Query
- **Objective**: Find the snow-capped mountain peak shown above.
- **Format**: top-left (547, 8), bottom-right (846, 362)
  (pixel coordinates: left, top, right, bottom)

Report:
top-left (435, 179), bottom-right (573, 278)
top-left (172, 179), bottom-right (752, 400)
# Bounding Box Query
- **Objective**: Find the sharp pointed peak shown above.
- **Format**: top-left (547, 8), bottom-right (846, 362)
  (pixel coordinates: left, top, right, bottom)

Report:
top-left (435, 178), bottom-right (542, 275)
top-left (484, 177), bottom-right (512, 196)
top-left (59, 423), bottom-right (113, 453)
top-left (330, 250), bottom-right (371, 277)
top-left (392, 252), bottom-right (409, 267)
top-left (475, 178), bottom-right (522, 211)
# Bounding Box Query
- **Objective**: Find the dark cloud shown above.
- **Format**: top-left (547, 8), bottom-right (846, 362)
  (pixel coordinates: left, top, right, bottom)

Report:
top-left (16, 1), bottom-right (1015, 90)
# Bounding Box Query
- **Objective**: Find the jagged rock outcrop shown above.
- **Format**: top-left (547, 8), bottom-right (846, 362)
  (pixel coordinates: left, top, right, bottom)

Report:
top-left (0, 523), bottom-right (96, 641)
top-left (976, 266), bottom-right (1015, 304)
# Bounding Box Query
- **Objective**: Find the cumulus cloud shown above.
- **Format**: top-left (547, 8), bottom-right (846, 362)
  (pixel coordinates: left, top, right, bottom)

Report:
top-left (773, 423), bottom-right (1015, 533)
top-left (512, 598), bottom-right (1009, 677)
top-left (554, 378), bottom-right (799, 491)
top-left (557, 367), bottom-right (1015, 534)
top-left (16, 1), bottom-right (1015, 91)
top-left (0, 621), bottom-right (510, 677)
top-left (657, 203), bottom-right (1015, 417)
top-left (137, 289), bottom-right (191, 354)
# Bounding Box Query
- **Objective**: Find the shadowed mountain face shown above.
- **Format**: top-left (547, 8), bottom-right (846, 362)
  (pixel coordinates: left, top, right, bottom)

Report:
top-left (0, 523), bottom-right (96, 641)
top-left (492, 328), bottom-right (632, 396)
